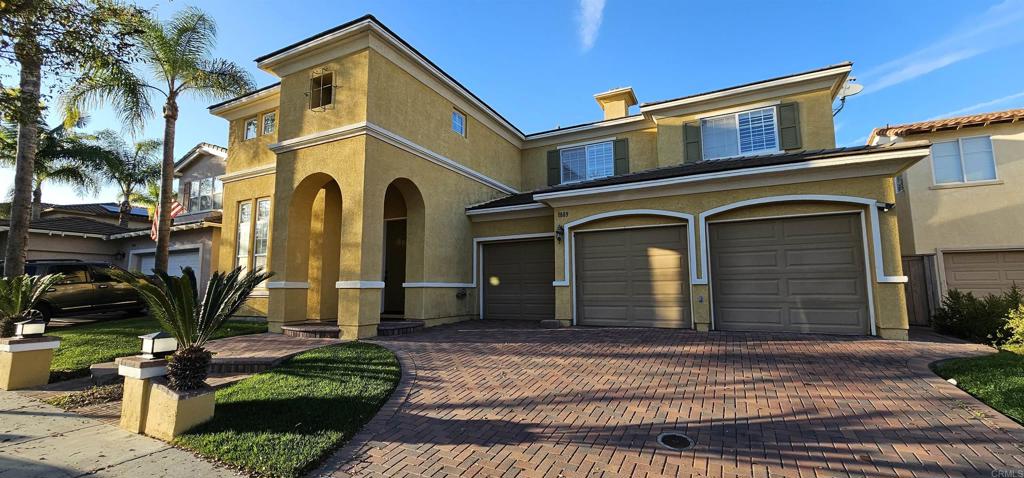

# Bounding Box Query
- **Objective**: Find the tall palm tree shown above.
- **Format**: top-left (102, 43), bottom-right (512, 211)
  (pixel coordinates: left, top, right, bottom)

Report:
top-left (63, 7), bottom-right (253, 272)
top-left (130, 180), bottom-right (160, 219)
top-left (91, 130), bottom-right (161, 227)
top-left (0, 117), bottom-right (105, 219)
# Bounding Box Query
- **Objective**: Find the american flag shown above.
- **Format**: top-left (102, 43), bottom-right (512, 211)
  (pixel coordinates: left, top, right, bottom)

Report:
top-left (150, 199), bottom-right (186, 241)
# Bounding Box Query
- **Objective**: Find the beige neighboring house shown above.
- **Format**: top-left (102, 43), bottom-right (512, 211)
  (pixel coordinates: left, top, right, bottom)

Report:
top-left (870, 109), bottom-right (1024, 324)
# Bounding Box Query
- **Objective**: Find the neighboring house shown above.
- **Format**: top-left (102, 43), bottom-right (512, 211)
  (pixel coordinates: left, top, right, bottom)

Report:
top-left (870, 109), bottom-right (1024, 324)
top-left (211, 15), bottom-right (928, 340)
top-left (0, 143), bottom-right (226, 287)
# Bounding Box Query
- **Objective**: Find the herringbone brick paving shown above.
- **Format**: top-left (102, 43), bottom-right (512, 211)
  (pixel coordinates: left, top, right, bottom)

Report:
top-left (315, 321), bottom-right (1024, 478)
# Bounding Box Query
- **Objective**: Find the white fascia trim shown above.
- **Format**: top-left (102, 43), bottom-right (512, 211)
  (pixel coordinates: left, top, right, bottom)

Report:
top-left (640, 64), bottom-right (852, 114)
top-left (118, 363), bottom-right (167, 380)
top-left (335, 281), bottom-right (386, 289)
top-left (266, 281), bottom-right (310, 289)
top-left (0, 339), bottom-right (60, 353)
top-left (219, 165), bottom-right (277, 184)
top-left (403, 282), bottom-right (475, 288)
top-left (556, 137), bottom-right (617, 150)
top-left (533, 148), bottom-right (930, 202)
top-left (555, 210), bottom-right (697, 287)
top-left (257, 21), bottom-right (525, 143)
top-left (268, 121), bottom-right (518, 194)
top-left (209, 85), bottom-right (281, 117)
top-left (9, 227), bottom-right (108, 239)
top-left (697, 194), bottom-right (907, 284)
top-left (465, 203), bottom-right (546, 216)
top-left (525, 115), bottom-right (647, 142)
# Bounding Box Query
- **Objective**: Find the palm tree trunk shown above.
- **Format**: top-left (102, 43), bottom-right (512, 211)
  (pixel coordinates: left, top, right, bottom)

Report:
top-left (31, 184), bottom-right (42, 220)
top-left (155, 97), bottom-right (178, 272)
top-left (119, 199), bottom-right (130, 227)
top-left (4, 36), bottom-right (42, 278)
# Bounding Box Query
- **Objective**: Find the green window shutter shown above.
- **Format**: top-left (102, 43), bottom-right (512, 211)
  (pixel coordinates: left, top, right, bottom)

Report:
top-left (547, 149), bottom-right (561, 186)
top-left (684, 123), bottom-right (702, 163)
top-left (613, 139), bottom-right (629, 175)
top-left (777, 102), bottom-right (802, 150)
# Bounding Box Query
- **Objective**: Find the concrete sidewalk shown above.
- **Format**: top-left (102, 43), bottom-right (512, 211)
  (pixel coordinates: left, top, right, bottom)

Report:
top-left (0, 391), bottom-right (236, 478)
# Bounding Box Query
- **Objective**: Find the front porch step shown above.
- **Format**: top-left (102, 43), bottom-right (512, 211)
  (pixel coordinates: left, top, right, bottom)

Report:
top-left (281, 322), bottom-right (341, 339)
top-left (378, 320), bottom-right (425, 337)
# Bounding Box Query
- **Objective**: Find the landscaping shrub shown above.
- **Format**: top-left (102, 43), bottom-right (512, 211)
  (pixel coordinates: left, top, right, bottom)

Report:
top-left (1006, 304), bottom-right (1024, 346)
top-left (933, 285), bottom-right (1023, 345)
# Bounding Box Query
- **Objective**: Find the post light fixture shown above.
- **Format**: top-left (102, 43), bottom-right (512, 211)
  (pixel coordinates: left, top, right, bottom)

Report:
top-left (14, 317), bottom-right (46, 338)
top-left (139, 331), bottom-right (177, 359)
top-left (555, 224), bottom-right (565, 243)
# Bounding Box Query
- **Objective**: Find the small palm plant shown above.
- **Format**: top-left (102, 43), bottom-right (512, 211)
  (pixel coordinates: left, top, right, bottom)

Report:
top-left (0, 274), bottom-right (64, 337)
top-left (111, 267), bottom-right (272, 390)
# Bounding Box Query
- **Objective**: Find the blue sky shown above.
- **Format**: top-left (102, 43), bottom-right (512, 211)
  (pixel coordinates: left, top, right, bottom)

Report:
top-left (4, 0), bottom-right (1024, 204)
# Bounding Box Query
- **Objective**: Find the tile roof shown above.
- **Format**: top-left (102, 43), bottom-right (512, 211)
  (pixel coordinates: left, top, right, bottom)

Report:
top-left (467, 142), bottom-right (927, 211)
top-left (873, 108), bottom-right (1024, 137)
top-left (42, 203), bottom-right (149, 219)
top-left (0, 217), bottom-right (134, 236)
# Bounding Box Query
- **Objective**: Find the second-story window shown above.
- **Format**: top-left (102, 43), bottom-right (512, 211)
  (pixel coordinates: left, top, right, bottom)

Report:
top-left (931, 136), bottom-right (997, 185)
top-left (452, 110), bottom-right (466, 136)
top-left (187, 177), bottom-right (223, 213)
top-left (310, 71), bottom-right (334, 110)
top-left (560, 141), bottom-right (614, 184)
top-left (262, 112), bottom-right (276, 135)
top-left (701, 107), bottom-right (778, 160)
top-left (243, 117), bottom-right (258, 140)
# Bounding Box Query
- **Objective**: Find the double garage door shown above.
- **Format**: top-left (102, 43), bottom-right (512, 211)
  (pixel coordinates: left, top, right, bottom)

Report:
top-left (480, 213), bottom-right (872, 335)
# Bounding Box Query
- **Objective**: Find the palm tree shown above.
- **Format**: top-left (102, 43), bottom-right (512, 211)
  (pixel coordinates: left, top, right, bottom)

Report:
top-left (130, 181), bottom-right (160, 219)
top-left (0, 118), bottom-right (106, 219)
top-left (91, 130), bottom-right (161, 226)
top-left (63, 7), bottom-right (253, 272)
top-left (111, 266), bottom-right (271, 390)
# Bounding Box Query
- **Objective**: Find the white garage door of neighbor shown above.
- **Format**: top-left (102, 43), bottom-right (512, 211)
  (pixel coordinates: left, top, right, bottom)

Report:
top-left (136, 249), bottom-right (201, 276)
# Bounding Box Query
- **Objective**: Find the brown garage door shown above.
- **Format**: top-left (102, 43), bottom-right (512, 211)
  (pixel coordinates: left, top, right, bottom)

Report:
top-left (575, 226), bottom-right (691, 328)
top-left (944, 250), bottom-right (1024, 296)
top-left (709, 214), bottom-right (870, 335)
top-left (482, 240), bottom-right (555, 320)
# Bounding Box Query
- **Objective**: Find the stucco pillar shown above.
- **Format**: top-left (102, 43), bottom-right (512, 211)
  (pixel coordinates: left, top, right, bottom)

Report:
top-left (336, 184), bottom-right (384, 339)
top-left (690, 284), bottom-right (711, 331)
top-left (875, 206), bottom-right (910, 340)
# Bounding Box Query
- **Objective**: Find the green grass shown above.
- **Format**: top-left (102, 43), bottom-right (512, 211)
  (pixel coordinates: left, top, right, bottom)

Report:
top-left (933, 344), bottom-right (1024, 424)
top-left (175, 343), bottom-right (400, 478)
top-left (47, 317), bottom-right (267, 382)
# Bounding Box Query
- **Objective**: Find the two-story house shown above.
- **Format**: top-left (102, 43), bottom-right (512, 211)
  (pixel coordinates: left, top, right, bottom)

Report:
top-left (210, 15), bottom-right (929, 340)
top-left (870, 109), bottom-right (1024, 324)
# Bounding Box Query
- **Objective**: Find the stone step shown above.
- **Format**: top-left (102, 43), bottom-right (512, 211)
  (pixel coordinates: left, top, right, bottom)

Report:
top-left (378, 320), bottom-right (425, 337)
top-left (281, 323), bottom-right (341, 339)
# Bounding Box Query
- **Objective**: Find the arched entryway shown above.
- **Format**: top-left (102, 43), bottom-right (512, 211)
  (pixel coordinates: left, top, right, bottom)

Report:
top-left (279, 172), bottom-right (342, 323)
top-left (381, 178), bottom-right (425, 319)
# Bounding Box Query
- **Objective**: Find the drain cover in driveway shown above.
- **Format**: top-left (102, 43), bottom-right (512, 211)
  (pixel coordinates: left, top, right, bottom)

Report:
top-left (657, 432), bottom-right (693, 451)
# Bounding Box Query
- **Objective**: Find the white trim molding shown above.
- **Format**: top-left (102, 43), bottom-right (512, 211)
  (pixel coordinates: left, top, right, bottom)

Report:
top-left (118, 363), bottom-right (167, 380)
top-left (403, 282), bottom-right (474, 288)
top-left (335, 281), bottom-right (386, 289)
top-left (0, 339), bottom-right (60, 353)
top-left (266, 281), bottom-right (310, 289)
top-left (219, 165), bottom-right (277, 184)
top-left (268, 121), bottom-right (518, 194)
top-left (697, 194), bottom-right (907, 284)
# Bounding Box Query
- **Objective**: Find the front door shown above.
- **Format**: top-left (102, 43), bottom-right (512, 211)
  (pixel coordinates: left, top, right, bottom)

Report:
top-left (382, 219), bottom-right (407, 315)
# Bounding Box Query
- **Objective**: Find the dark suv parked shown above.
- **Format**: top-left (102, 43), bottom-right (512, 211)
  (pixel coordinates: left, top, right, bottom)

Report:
top-left (20, 260), bottom-right (145, 321)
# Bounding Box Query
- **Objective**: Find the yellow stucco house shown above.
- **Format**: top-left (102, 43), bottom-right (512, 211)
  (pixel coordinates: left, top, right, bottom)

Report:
top-left (870, 109), bottom-right (1024, 324)
top-left (210, 15), bottom-right (929, 340)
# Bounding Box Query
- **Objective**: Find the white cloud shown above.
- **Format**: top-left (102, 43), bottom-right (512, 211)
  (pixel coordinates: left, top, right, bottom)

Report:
top-left (929, 90), bottom-right (1024, 119)
top-left (861, 0), bottom-right (1024, 94)
top-left (577, 0), bottom-right (606, 52)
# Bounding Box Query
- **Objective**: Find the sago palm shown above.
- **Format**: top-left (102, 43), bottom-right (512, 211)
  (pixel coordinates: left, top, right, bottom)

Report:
top-left (0, 273), bottom-right (64, 337)
top-left (91, 130), bottom-right (161, 226)
top-left (63, 7), bottom-right (254, 272)
top-left (110, 266), bottom-right (271, 390)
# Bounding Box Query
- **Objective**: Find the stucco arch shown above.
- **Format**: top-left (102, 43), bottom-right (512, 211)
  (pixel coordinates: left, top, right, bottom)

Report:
top-left (381, 177), bottom-right (427, 318)
top-left (280, 172), bottom-right (343, 321)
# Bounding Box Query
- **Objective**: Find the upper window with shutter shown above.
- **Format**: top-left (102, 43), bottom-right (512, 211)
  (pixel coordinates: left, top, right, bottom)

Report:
top-left (559, 140), bottom-right (614, 184)
top-left (700, 107), bottom-right (779, 160)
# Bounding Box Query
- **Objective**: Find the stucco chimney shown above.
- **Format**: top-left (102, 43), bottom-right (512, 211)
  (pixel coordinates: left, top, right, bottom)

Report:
top-left (594, 87), bottom-right (638, 120)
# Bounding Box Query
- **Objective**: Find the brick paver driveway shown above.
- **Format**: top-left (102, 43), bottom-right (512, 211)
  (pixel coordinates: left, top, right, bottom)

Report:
top-left (316, 322), bottom-right (1024, 478)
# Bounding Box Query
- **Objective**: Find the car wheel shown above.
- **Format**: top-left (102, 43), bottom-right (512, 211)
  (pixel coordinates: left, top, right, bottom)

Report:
top-left (31, 303), bottom-right (52, 323)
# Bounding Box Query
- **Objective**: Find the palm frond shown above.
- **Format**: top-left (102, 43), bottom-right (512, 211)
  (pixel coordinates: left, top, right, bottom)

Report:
top-left (183, 58), bottom-right (255, 100)
top-left (167, 7), bottom-right (216, 74)
top-left (0, 274), bottom-right (65, 320)
top-left (61, 59), bottom-right (156, 134)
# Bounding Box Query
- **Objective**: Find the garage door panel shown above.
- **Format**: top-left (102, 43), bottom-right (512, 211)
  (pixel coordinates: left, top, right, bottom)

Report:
top-left (944, 250), bottom-right (1024, 296)
top-left (482, 240), bottom-right (555, 321)
top-left (576, 226), bottom-right (691, 328)
top-left (711, 214), bottom-right (870, 335)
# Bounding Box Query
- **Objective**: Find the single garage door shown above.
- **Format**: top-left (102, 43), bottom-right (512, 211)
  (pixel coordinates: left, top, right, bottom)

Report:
top-left (575, 226), bottom-right (691, 328)
top-left (482, 240), bottom-right (555, 320)
top-left (135, 248), bottom-right (201, 276)
top-left (710, 214), bottom-right (870, 335)
top-left (944, 250), bottom-right (1024, 296)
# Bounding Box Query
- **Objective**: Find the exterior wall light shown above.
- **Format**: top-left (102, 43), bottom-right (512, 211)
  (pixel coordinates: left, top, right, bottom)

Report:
top-left (876, 202), bottom-right (895, 213)
top-left (555, 225), bottom-right (565, 242)
top-left (139, 331), bottom-right (178, 359)
top-left (14, 317), bottom-right (46, 338)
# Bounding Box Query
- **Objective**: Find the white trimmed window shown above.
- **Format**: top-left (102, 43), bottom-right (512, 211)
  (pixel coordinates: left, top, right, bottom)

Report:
top-left (931, 136), bottom-right (997, 185)
top-left (235, 202), bottom-right (252, 272)
top-left (452, 110), bottom-right (466, 136)
top-left (262, 112), bottom-right (276, 135)
top-left (701, 107), bottom-right (778, 160)
top-left (560, 141), bottom-right (614, 184)
top-left (187, 177), bottom-right (223, 213)
top-left (253, 198), bottom-right (271, 278)
top-left (243, 117), bottom-right (258, 140)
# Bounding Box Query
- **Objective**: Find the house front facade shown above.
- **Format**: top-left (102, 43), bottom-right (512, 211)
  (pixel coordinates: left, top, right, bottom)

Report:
top-left (870, 109), bottom-right (1024, 323)
top-left (212, 15), bottom-right (928, 340)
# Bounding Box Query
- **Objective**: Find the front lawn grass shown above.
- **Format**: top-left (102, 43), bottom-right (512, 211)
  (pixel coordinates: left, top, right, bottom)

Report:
top-left (48, 317), bottom-right (266, 382)
top-left (933, 344), bottom-right (1024, 424)
top-left (175, 342), bottom-right (400, 478)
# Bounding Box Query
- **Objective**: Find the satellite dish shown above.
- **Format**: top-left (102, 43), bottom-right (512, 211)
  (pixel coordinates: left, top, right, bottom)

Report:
top-left (838, 82), bottom-right (863, 99)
